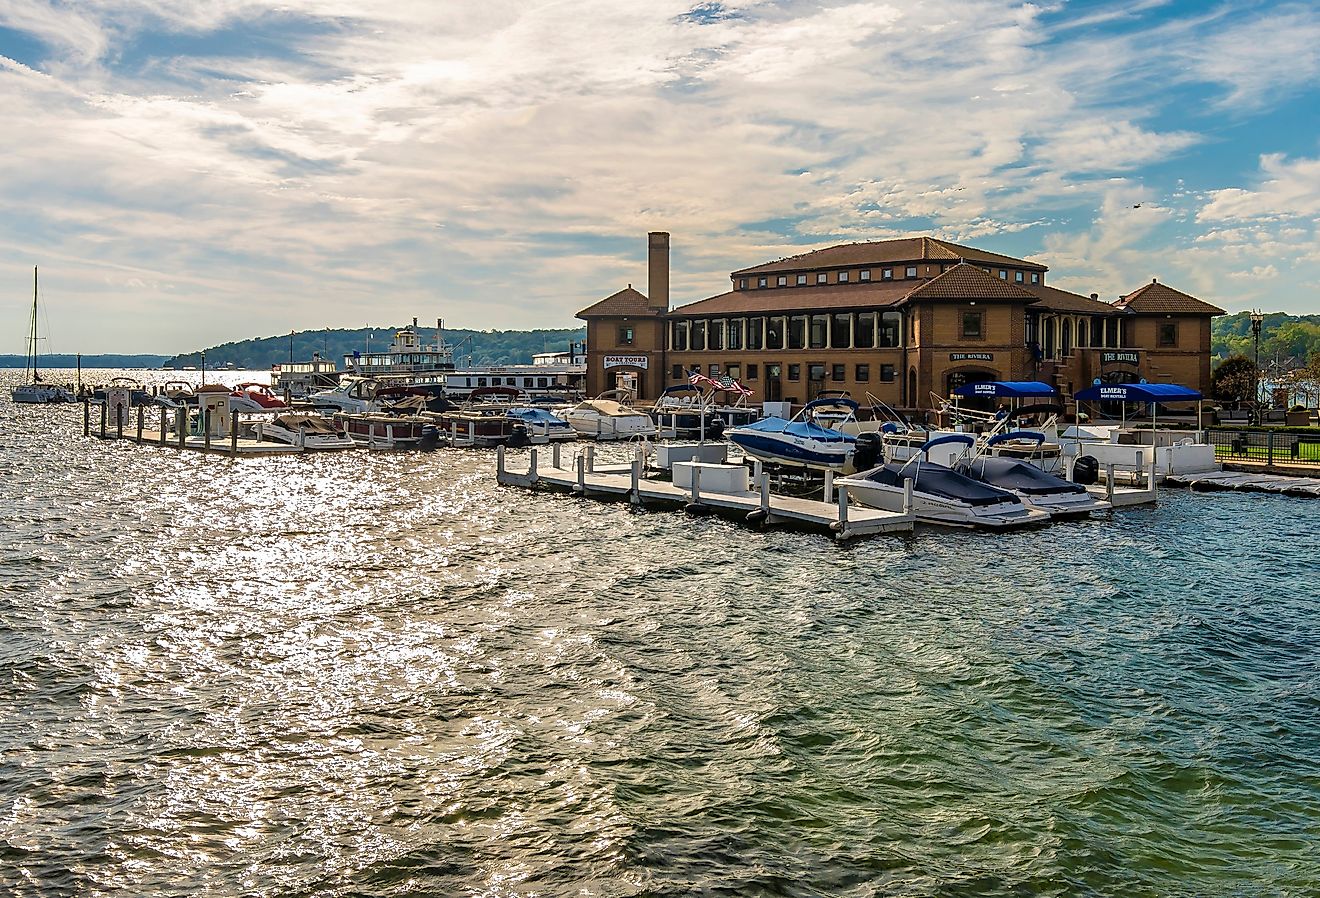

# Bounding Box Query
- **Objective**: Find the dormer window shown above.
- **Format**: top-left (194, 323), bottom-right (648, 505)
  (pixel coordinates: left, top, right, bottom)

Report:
top-left (998, 269), bottom-right (1007, 279)
top-left (860, 269), bottom-right (871, 281)
top-left (1031, 272), bottom-right (1039, 284)
top-left (905, 266), bottom-right (917, 278)
top-left (758, 276), bottom-right (767, 288)
top-left (796, 274), bottom-right (807, 286)
top-left (777, 275), bottom-right (787, 287)
top-left (882, 268), bottom-right (893, 281)
top-left (738, 278), bottom-right (747, 290)
top-left (817, 272), bottom-right (827, 284)
top-left (838, 271), bottom-right (850, 283)
top-left (1015, 271), bottom-right (1024, 283)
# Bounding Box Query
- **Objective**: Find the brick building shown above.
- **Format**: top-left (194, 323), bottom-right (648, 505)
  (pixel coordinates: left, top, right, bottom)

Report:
top-left (578, 233), bottom-right (1224, 411)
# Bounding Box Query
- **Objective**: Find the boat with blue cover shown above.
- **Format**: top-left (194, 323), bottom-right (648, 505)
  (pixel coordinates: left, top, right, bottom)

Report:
top-left (954, 431), bottom-right (1110, 518)
top-left (507, 406), bottom-right (575, 442)
top-left (725, 397), bottom-right (871, 473)
top-left (837, 434), bottom-right (1050, 529)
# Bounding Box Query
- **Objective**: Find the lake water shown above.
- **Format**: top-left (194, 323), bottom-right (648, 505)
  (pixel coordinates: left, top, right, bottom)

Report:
top-left (2, 370), bottom-right (1318, 896)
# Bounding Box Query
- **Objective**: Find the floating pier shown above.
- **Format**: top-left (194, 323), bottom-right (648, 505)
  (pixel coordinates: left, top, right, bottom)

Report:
top-left (1165, 470), bottom-right (1320, 498)
top-left (85, 401), bottom-right (311, 455)
top-left (496, 444), bottom-right (915, 541)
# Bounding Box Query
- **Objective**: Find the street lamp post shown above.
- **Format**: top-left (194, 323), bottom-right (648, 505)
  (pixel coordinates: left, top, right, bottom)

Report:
top-left (1250, 310), bottom-right (1264, 422)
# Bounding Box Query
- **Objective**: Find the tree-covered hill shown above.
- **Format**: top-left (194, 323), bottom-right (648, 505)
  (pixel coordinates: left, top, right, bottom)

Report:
top-left (1212, 312), bottom-right (1320, 366)
top-left (162, 326), bottom-right (587, 370)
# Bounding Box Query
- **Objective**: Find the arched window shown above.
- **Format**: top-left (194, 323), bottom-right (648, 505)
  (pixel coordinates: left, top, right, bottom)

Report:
top-left (1061, 319), bottom-right (1073, 356)
top-left (1043, 317), bottom-right (1056, 359)
top-left (1077, 319), bottom-right (1089, 349)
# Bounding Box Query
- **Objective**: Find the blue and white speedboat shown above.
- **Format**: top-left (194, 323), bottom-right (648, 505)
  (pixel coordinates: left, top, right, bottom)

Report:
top-left (507, 406), bottom-right (575, 443)
top-left (726, 397), bottom-right (869, 473)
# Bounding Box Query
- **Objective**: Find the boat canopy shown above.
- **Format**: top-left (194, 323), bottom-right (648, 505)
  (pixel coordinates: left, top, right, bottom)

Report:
top-left (804, 396), bottom-right (860, 412)
top-left (986, 430), bottom-right (1045, 447)
top-left (1073, 382), bottom-right (1202, 402)
top-left (952, 381), bottom-right (1057, 398)
top-left (737, 416), bottom-right (852, 443)
top-left (660, 384), bottom-right (701, 395)
top-left (920, 433), bottom-right (975, 452)
top-left (508, 407), bottom-right (566, 424)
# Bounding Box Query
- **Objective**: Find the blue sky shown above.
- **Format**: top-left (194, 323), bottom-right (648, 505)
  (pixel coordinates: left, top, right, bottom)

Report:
top-left (1, 0), bottom-right (1318, 353)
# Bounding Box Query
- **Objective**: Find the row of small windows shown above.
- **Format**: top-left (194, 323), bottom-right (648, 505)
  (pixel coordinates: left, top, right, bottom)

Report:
top-left (670, 312), bottom-right (904, 352)
top-left (451, 375), bottom-right (560, 389)
top-left (671, 362), bottom-right (898, 383)
top-left (736, 266), bottom-right (1041, 289)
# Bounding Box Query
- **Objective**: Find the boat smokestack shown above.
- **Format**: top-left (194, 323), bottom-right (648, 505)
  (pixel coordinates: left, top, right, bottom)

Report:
top-left (648, 232), bottom-right (670, 312)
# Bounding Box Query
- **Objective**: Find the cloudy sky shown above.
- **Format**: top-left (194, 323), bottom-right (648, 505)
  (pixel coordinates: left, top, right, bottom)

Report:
top-left (2, 0), bottom-right (1318, 353)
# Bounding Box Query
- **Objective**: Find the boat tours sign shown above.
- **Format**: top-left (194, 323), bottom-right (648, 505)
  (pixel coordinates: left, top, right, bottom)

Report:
top-left (1100, 351), bottom-right (1140, 365)
top-left (949, 352), bottom-right (993, 362)
top-left (603, 354), bottom-right (648, 370)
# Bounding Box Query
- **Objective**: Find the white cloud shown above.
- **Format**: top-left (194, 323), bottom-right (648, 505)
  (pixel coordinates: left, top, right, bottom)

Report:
top-left (1199, 154), bottom-right (1320, 222)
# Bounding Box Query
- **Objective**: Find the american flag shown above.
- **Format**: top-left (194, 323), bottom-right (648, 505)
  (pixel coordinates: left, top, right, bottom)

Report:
top-left (706, 374), bottom-right (754, 397)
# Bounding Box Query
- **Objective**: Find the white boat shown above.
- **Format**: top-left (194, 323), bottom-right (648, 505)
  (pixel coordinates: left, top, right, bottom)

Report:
top-left (507, 406), bottom-right (575, 443)
top-left (565, 392), bottom-right (656, 440)
top-left (252, 414), bottom-right (355, 450)
top-left (837, 434), bottom-right (1051, 530)
top-left (954, 433), bottom-right (1110, 519)
top-left (11, 267), bottom-right (74, 405)
top-left (725, 397), bottom-right (876, 473)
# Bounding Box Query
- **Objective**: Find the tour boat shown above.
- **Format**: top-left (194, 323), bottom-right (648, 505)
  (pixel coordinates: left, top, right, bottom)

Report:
top-left (725, 397), bottom-right (877, 473)
top-left (11, 267), bottom-right (75, 405)
top-left (565, 392), bottom-right (657, 441)
top-left (837, 434), bottom-right (1051, 529)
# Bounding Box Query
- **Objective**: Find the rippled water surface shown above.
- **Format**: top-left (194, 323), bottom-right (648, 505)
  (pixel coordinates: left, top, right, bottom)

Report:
top-left (3, 370), bottom-right (1319, 897)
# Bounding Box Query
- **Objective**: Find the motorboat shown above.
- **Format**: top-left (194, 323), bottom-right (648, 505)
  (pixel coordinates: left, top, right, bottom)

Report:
top-left (252, 413), bottom-right (354, 450)
top-left (309, 376), bottom-right (378, 413)
top-left (507, 406), bottom-right (575, 443)
top-left (231, 382), bottom-right (287, 411)
top-left (153, 380), bottom-right (197, 408)
top-left (11, 267), bottom-right (74, 405)
top-left (725, 397), bottom-right (879, 473)
top-left (649, 384), bottom-right (725, 440)
top-left (565, 391), bottom-right (657, 441)
top-left (837, 434), bottom-right (1051, 529)
top-left (437, 388), bottom-right (527, 447)
top-left (954, 432), bottom-right (1110, 519)
top-left (334, 411), bottom-right (436, 449)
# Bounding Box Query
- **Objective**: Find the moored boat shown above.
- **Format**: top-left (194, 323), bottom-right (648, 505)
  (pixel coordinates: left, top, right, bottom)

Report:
top-left (565, 391), bottom-right (657, 441)
top-left (10, 267), bottom-right (74, 405)
top-left (251, 413), bottom-right (354, 450)
top-left (725, 397), bottom-right (874, 473)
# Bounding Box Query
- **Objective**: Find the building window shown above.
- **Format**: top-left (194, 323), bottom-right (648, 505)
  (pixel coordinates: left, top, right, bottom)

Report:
top-left (767, 364), bottom-right (781, 380)
top-left (758, 276), bottom-right (767, 288)
top-left (727, 319), bottom-right (743, 351)
top-left (838, 271), bottom-right (850, 283)
top-left (962, 311), bottom-right (983, 339)
top-left (1031, 272), bottom-right (1039, 284)
top-left (766, 316), bottom-right (785, 350)
top-left (1015, 271), bottom-right (1024, 283)
top-left (738, 278), bottom-right (747, 290)
top-left (880, 364), bottom-right (895, 382)
top-left (816, 272), bottom-right (827, 284)
top-left (809, 315), bottom-right (828, 349)
top-left (860, 269), bottom-right (871, 282)
top-left (746, 364), bottom-right (759, 380)
top-left (727, 364), bottom-right (741, 381)
top-left (882, 268), bottom-right (893, 280)
top-left (855, 364), bottom-right (870, 382)
top-left (747, 317), bottom-right (764, 350)
top-left (854, 311), bottom-right (876, 348)
top-left (788, 363), bottom-right (801, 381)
top-left (796, 274), bottom-right (807, 286)
top-left (788, 315), bottom-right (806, 350)
top-left (477, 377), bottom-right (487, 387)
top-left (777, 275), bottom-right (787, 287)
top-left (832, 363), bottom-right (846, 382)
top-left (618, 326), bottom-right (634, 345)
top-left (709, 319), bottom-right (724, 351)
top-left (671, 320), bottom-right (688, 351)
top-left (808, 363), bottom-right (826, 384)
top-left (691, 319), bottom-right (706, 351)
top-left (831, 313), bottom-right (851, 349)
top-left (998, 269), bottom-right (1007, 279)
top-left (905, 266), bottom-right (917, 278)
top-left (880, 310), bottom-right (901, 347)
top-left (1077, 319), bottom-right (1088, 348)
top-left (709, 364), bottom-right (720, 376)
top-left (1159, 322), bottom-right (1178, 347)
top-left (672, 364), bottom-right (683, 379)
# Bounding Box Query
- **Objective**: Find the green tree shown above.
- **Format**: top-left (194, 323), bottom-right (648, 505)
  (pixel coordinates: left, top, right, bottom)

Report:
top-left (1211, 355), bottom-right (1258, 408)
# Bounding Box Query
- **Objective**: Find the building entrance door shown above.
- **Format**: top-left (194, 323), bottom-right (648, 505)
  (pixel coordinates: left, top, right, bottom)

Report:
top-left (614, 370), bottom-right (642, 401)
top-left (947, 369), bottom-right (999, 411)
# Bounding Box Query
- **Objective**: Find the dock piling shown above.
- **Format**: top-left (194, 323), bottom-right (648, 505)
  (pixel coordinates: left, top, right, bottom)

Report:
top-left (691, 465), bottom-right (702, 506)
top-left (837, 485), bottom-right (849, 533)
top-left (160, 406), bottom-right (168, 445)
top-left (100, 402), bottom-right (107, 438)
top-left (203, 410), bottom-right (212, 451)
top-left (585, 445), bottom-right (595, 474)
top-left (497, 445), bottom-right (506, 479)
top-left (824, 470), bottom-right (835, 503)
top-left (630, 457), bottom-right (640, 504)
top-left (136, 406), bottom-right (144, 442)
top-left (760, 472), bottom-right (771, 512)
top-left (575, 453), bottom-right (585, 493)
top-left (902, 476), bottom-right (915, 514)
top-left (230, 410), bottom-right (239, 457)
top-left (529, 448), bottom-right (539, 482)
top-left (115, 405), bottom-right (124, 440)
top-left (176, 407), bottom-right (186, 448)
top-left (1105, 464), bottom-right (1115, 504)
top-left (82, 399), bottom-right (90, 437)
top-left (552, 443), bottom-right (561, 469)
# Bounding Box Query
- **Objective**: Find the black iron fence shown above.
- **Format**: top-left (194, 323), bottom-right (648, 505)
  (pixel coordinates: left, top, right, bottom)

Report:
top-left (1206, 428), bottom-right (1320, 465)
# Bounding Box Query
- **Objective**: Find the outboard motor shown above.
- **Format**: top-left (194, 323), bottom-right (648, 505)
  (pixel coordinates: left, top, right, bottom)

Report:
top-left (852, 432), bottom-right (884, 471)
top-left (418, 424), bottom-right (440, 451)
top-left (1072, 455), bottom-right (1099, 485)
top-left (506, 425), bottom-right (531, 449)
top-left (706, 416), bottom-right (726, 440)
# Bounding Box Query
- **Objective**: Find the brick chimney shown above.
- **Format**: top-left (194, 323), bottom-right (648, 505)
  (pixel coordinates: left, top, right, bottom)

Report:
top-left (647, 232), bottom-right (670, 312)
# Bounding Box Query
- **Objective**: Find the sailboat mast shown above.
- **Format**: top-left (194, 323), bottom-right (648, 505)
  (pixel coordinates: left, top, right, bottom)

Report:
top-left (29, 266), bottom-right (39, 384)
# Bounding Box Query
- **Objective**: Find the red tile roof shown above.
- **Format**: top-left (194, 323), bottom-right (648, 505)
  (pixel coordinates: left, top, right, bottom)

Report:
top-left (1022, 283), bottom-right (1116, 315)
top-left (577, 286), bottom-right (661, 319)
top-left (672, 280), bottom-right (916, 316)
top-left (902, 262), bottom-right (1040, 303)
top-left (731, 236), bottom-right (1047, 277)
top-left (1114, 280), bottom-right (1225, 316)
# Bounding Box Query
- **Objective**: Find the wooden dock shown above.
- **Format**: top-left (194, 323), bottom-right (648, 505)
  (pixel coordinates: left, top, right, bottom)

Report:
top-left (85, 402), bottom-right (321, 455)
top-left (495, 445), bottom-right (915, 541)
top-left (1165, 470), bottom-right (1320, 498)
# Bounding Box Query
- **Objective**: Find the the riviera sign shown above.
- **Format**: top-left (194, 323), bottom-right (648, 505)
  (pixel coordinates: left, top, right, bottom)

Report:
top-left (603, 355), bottom-right (648, 369)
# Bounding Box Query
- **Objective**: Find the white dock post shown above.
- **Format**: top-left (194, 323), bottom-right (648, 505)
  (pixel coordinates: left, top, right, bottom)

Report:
top-left (691, 465), bottom-right (703, 505)
top-left (752, 458), bottom-right (763, 482)
top-left (1065, 454), bottom-right (1076, 482)
top-left (760, 472), bottom-right (771, 512)
top-left (529, 448), bottom-right (539, 482)
top-left (575, 452), bottom-right (586, 493)
top-left (585, 445), bottom-right (595, 473)
top-left (203, 410), bottom-right (212, 451)
top-left (551, 443), bottom-right (560, 469)
top-left (823, 470), bottom-right (834, 503)
top-left (369, 422), bottom-right (377, 450)
top-left (1105, 464), bottom-right (1115, 504)
top-left (450, 421), bottom-right (458, 446)
top-left (630, 457), bottom-right (641, 504)
top-left (903, 476), bottom-right (914, 514)
top-left (837, 485), bottom-right (849, 532)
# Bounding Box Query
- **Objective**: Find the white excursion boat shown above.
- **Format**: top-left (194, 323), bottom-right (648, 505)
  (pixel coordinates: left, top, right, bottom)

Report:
top-left (837, 434), bottom-right (1051, 530)
top-left (11, 267), bottom-right (74, 405)
top-left (565, 392), bottom-right (656, 440)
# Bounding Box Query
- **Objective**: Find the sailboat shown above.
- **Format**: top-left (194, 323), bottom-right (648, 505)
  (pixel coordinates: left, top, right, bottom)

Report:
top-left (11, 267), bottom-right (74, 404)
